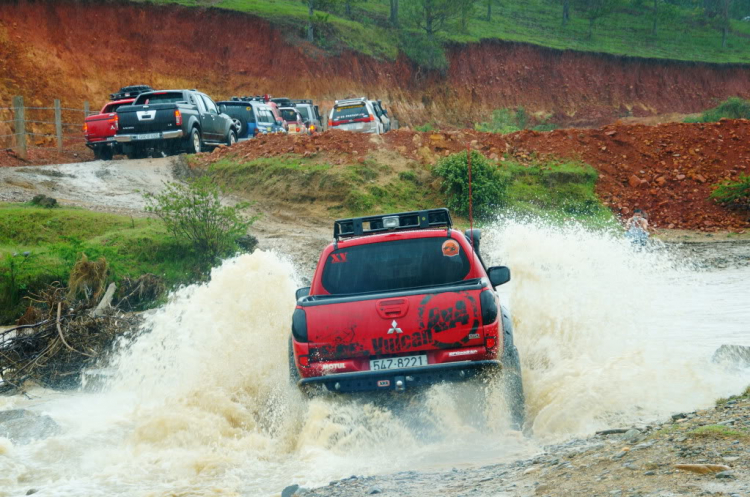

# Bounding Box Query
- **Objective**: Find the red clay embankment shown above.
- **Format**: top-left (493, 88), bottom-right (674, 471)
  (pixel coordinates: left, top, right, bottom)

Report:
top-left (1, 0), bottom-right (750, 130)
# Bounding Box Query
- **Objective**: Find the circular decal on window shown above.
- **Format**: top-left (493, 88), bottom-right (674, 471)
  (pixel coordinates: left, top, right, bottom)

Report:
top-left (442, 239), bottom-right (460, 257)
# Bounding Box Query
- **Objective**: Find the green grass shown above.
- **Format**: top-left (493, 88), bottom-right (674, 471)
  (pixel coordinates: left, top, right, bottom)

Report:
top-left (208, 155), bottom-right (436, 215)
top-left (0, 203), bottom-right (205, 323)
top-left (686, 97), bottom-right (750, 123)
top-left (207, 152), bottom-right (614, 228)
top-left (501, 159), bottom-right (616, 226)
top-left (139, 0), bottom-right (750, 64)
top-left (688, 424), bottom-right (749, 439)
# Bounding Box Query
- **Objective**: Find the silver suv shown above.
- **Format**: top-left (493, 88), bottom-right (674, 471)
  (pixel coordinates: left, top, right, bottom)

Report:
top-left (329, 97), bottom-right (384, 134)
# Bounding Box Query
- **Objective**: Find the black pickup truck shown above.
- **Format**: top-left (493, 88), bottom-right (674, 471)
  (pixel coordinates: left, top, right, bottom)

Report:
top-left (115, 89), bottom-right (237, 158)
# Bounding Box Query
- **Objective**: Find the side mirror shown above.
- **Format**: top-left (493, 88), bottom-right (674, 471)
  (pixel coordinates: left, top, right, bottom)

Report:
top-left (219, 104), bottom-right (226, 113)
top-left (487, 266), bottom-right (511, 287)
top-left (383, 110), bottom-right (388, 116)
top-left (295, 287), bottom-right (310, 300)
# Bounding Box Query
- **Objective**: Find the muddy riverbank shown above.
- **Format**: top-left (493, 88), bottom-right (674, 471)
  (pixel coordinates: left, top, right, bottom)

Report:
top-left (301, 387), bottom-right (750, 496)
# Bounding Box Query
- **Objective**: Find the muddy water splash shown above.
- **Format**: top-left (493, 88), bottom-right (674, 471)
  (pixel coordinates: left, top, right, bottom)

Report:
top-left (1, 226), bottom-right (748, 495)
top-left (483, 219), bottom-right (750, 440)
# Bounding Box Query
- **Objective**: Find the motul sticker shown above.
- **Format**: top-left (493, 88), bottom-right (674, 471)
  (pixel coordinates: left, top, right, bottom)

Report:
top-left (442, 240), bottom-right (460, 257)
top-left (331, 252), bottom-right (348, 263)
top-left (377, 380), bottom-right (390, 387)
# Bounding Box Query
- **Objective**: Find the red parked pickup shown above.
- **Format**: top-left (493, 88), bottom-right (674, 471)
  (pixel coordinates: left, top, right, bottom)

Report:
top-left (84, 85), bottom-right (153, 160)
top-left (83, 99), bottom-right (134, 160)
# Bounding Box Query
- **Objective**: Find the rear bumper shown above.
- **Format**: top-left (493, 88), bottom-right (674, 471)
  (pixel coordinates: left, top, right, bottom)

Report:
top-left (115, 130), bottom-right (184, 143)
top-left (298, 360), bottom-right (501, 393)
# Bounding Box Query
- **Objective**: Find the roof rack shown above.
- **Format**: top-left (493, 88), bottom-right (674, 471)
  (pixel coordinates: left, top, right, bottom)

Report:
top-left (334, 208), bottom-right (452, 240)
top-left (109, 85), bottom-right (154, 101)
top-left (272, 98), bottom-right (314, 107)
top-left (334, 97), bottom-right (367, 106)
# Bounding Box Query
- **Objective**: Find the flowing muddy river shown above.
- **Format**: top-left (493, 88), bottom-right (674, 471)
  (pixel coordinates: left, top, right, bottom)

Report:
top-left (0, 220), bottom-right (748, 496)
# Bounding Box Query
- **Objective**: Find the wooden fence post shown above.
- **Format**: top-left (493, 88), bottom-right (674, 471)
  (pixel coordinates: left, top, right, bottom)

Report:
top-left (84, 101), bottom-right (90, 117)
top-left (12, 96), bottom-right (26, 159)
top-left (54, 99), bottom-right (63, 152)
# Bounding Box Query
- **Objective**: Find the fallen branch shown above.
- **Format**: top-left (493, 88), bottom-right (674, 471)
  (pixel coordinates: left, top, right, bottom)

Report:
top-left (57, 302), bottom-right (94, 358)
top-left (91, 282), bottom-right (116, 318)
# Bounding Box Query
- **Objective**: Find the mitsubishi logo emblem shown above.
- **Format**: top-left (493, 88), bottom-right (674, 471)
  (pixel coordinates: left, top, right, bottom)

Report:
top-left (387, 320), bottom-right (403, 334)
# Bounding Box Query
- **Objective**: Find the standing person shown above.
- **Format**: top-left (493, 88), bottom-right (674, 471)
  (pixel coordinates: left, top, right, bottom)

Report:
top-left (625, 209), bottom-right (649, 246)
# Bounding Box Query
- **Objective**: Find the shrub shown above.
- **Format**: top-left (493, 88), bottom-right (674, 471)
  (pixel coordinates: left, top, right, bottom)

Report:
top-left (414, 122), bottom-right (436, 132)
top-left (710, 173), bottom-right (750, 210)
top-left (144, 177), bottom-right (257, 269)
top-left (686, 97), bottom-right (750, 123)
top-left (475, 107), bottom-right (558, 134)
top-left (433, 151), bottom-right (507, 218)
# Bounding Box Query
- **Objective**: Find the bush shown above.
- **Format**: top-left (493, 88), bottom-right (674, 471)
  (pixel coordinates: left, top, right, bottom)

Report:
top-left (686, 97), bottom-right (750, 123)
top-left (475, 107), bottom-right (558, 134)
top-left (710, 173), bottom-right (750, 210)
top-left (144, 177), bottom-right (257, 269)
top-left (433, 151), bottom-right (507, 218)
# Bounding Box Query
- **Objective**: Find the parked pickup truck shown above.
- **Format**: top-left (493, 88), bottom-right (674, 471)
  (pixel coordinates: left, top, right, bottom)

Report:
top-left (115, 89), bottom-right (237, 158)
top-left (84, 99), bottom-right (135, 160)
top-left (84, 85), bottom-right (154, 160)
top-left (289, 208), bottom-right (526, 428)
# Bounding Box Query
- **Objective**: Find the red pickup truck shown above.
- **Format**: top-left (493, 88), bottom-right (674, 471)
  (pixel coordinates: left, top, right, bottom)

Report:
top-left (84, 86), bottom-right (153, 160)
top-left (290, 208), bottom-right (526, 429)
top-left (84, 99), bottom-right (134, 160)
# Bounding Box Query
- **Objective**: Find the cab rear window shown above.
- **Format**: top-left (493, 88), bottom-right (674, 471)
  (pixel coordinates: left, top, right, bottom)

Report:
top-left (332, 104), bottom-right (368, 121)
top-left (135, 92), bottom-right (185, 105)
top-left (297, 107), bottom-right (311, 120)
top-left (103, 103), bottom-right (128, 113)
top-left (280, 109), bottom-right (299, 122)
top-left (222, 104), bottom-right (257, 123)
top-left (322, 237), bottom-right (470, 295)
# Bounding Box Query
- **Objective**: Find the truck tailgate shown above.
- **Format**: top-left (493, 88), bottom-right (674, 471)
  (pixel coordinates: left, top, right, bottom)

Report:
top-left (118, 104), bottom-right (179, 134)
top-left (303, 286), bottom-right (486, 361)
top-left (84, 114), bottom-right (117, 142)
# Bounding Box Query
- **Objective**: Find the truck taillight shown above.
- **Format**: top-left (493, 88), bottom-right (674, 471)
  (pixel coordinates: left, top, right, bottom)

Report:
top-left (296, 126), bottom-right (300, 133)
top-left (480, 290), bottom-right (498, 325)
top-left (328, 120), bottom-right (335, 127)
top-left (114, 114), bottom-right (119, 130)
top-left (175, 110), bottom-right (182, 126)
top-left (292, 308), bottom-right (308, 342)
top-left (368, 115), bottom-right (375, 122)
top-left (83, 122), bottom-right (88, 134)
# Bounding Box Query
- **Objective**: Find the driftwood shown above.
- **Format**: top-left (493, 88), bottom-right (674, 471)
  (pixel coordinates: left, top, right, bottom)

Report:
top-left (0, 284), bottom-right (140, 393)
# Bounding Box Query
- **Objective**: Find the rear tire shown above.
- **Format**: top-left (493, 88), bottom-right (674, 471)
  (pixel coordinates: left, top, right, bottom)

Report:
top-left (226, 129), bottom-right (237, 147)
top-left (231, 117), bottom-right (246, 137)
top-left (502, 345), bottom-right (526, 431)
top-left (101, 146), bottom-right (113, 161)
top-left (187, 127), bottom-right (202, 154)
top-left (288, 337), bottom-right (301, 386)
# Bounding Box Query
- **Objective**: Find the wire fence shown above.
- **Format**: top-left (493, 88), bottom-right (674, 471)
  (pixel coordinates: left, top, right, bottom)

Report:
top-left (0, 97), bottom-right (94, 159)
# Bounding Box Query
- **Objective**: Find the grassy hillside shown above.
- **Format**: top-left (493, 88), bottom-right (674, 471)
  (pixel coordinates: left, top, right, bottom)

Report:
top-left (140, 0), bottom-right (750, 63)
top-left (0, 204), bottom-right (204, 322)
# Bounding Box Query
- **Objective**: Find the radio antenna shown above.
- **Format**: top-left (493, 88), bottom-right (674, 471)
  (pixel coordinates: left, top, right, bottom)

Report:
top-left (467, 143), bottom-right (475, 258)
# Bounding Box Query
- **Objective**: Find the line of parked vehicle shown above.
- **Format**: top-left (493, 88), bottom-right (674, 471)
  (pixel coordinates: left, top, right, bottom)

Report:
top-left (83, 85), bottom-right (392, 160)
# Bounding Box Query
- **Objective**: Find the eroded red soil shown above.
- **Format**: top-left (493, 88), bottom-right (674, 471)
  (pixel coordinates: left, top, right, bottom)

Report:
top-left (196, 120), bottom-right (750, 231)
top-left (1, 0), bottom-right (750, 133)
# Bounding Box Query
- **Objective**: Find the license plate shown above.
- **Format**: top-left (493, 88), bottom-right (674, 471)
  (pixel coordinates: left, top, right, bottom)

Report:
top-left (370, 355), bottom-right (427, 371)
top-left (136, 133), bottom-right (160, 140)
